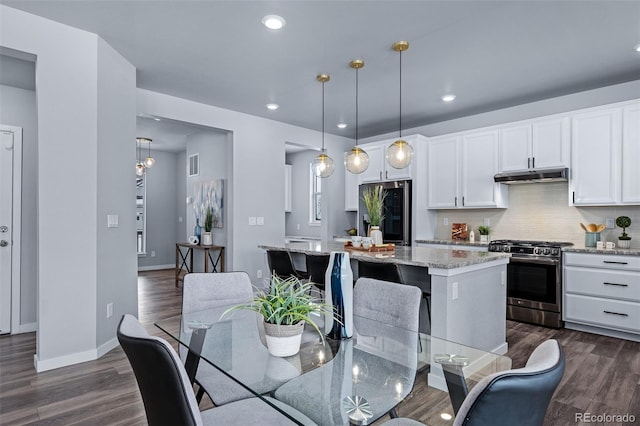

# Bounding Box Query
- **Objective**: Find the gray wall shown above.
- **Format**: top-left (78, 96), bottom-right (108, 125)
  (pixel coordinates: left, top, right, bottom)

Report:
top-left (137, 149), bottom-right (179, 268)
top-left (285, 150), bottom-right (320, 238)
top-left (0, 83), bottom-right (37, 328)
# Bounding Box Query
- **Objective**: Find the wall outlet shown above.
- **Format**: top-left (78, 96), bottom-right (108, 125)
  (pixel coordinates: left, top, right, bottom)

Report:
top-left (483, 218), bottom-right (491, 226)
top-left (297, 224), bottom-right (300, 230)
top-left (178, 216), bottom-right (183, 223)
top-left (443, 217), bottom-right (449, 226)
top-left (452, 282), bottom-right (458, 300)
top-left (151, 251), bottom-right (156, 257)
top-left (606, 217), bottom-right (615, 229)
top-left (257, 269), bottom-right (263, 279)
top-left (106, 302), bottom-right (114, 319)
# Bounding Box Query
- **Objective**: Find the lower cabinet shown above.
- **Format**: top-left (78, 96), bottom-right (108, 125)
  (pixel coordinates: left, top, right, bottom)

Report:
top-left (563, 252), bottom-right (640, 339)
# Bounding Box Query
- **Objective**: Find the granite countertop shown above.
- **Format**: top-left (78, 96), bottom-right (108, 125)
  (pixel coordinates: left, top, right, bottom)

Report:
top-left (258, 241), bottom-right (510, 270)
top-left (563, 246), bottom-right (640, 256)
top-left (415, 239), bottom-right (490, 247)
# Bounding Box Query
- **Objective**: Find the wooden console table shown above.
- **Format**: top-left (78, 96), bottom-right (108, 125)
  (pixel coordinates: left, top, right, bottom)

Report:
top-left (175, 243), bottom-right (225, 287)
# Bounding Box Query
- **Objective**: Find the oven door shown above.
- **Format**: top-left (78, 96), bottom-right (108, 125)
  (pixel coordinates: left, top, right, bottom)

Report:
top-left (507, 256), bottom-right (561, 313)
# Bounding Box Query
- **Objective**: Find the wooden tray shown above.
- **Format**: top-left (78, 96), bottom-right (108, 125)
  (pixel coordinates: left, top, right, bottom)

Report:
top-left (344, 242), bottom-right (395, 252)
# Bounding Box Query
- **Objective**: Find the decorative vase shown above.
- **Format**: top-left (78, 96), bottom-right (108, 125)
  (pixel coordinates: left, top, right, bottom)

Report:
top-left (618, 239), bottom-right (631, 249)
top-left (370, 226), bottom-right (383, 245)
top-left (480, 234), bottom-right (489, 243)
top-left (194, 218), bottom-right (202, 244)
top-left (202, 232), bottom-right (212, 246)
top-left (263, 320), bottom-right (304, 357)
top-left (325, 251), bottom-right (353, 339)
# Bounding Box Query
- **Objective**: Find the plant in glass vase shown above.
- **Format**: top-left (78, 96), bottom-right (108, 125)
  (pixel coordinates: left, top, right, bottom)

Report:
top-left (616, 216), bottom-right (632, 249)
top-left (362, 185), bottom-right (387, 245)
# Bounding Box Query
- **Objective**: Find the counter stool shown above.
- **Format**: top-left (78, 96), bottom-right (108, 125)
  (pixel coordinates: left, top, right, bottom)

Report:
top-left (304, 253), bottom-right (330, 294)
top-left (266, 249), bottom-right (308, 281)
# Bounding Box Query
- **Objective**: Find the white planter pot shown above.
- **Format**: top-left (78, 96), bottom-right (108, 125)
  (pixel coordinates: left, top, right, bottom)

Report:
top-left (617, 239), bottom-right (631, 249)
top-left (480, 235), bottom-right (490, 243)
top-left (202, 232), bottom-right (213, 246)
top-left (370, 226), bottom-right (383, 245)
top-left (263, 321), bottom-right (304, 357)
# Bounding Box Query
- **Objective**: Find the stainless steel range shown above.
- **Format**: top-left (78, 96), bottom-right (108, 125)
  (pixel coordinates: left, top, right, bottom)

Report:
top-left (488, 240), bottom-right (573, 328)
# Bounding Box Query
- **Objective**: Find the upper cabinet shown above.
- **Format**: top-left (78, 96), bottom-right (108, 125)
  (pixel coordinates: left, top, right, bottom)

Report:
top-left (358, 136), bottom-right (417, 183)
top-left (284, 164), bottom-right (292, 212)
top-left (500, 116), bottom-right (569, 172)
top-left (428, 130), bottom-right (507, 209)
top-left (622, 103), bottom-right (640, 204)
top-left (344, 154), bottom-right (359, 211)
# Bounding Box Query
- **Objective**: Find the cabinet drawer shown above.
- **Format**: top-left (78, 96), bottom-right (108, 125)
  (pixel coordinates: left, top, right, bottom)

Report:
top-left (565, 294), bottom-right (640, 333)
top-left (564, 252), bottom-right (640, 271)
top-left (565, 267), bottom-right (640, 302)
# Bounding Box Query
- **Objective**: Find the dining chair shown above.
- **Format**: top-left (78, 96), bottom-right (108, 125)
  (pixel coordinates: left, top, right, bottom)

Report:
top-left (181, 272), bottom-right (257, 406)
top-left (382, 339), bottom-right (565, 426)
top-left (267, 249), bottom-right (309, 281)
top-left (117, 314), bottom-right (315, 426)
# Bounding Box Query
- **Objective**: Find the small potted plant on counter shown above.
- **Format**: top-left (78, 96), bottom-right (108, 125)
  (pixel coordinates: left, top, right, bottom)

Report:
top-left (362, 185), bottom-right (387, 245)
top-left (223, 275), bottom-right (336, 357)
top-left (478, 225), bottom-right (491, 243)
top-left (615, 216), bottom-right (632, 249)
top-left (202, 207), bottom-right (213, 245)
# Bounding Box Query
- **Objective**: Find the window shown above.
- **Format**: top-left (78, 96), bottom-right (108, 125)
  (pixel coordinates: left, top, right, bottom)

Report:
top-left (188, 153), bottom-right (199, 177)
top-left (309, 163), bottom-right (321, 224)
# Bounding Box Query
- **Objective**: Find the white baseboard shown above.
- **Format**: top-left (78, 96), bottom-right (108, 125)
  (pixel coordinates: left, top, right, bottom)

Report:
top-left (33, 337), bottom-right (121, 372)
top-left (138, 264), bottom-right (174, 271)
top-left (17, 322), bottom-right (36, 333)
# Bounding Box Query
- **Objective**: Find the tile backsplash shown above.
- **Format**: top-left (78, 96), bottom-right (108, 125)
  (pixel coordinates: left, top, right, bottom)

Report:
top-left (434, 182), bottom-right (640, 248)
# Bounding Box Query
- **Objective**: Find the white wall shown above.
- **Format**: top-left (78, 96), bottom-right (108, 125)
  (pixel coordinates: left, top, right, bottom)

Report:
top-left (0, 84), bottom-right (37, 329)
top-left (176, 150), bottom-right (187, 243)
top-left (1, 5), bottom-right (137, 370)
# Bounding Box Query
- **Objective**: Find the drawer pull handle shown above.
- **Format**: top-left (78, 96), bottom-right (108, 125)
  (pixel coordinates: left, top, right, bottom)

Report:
top-left (603, 282), bottom-right (628, 287)
top-left (603, 261), bottom-right (628, 265)
top-left (603, 310), bottom-right (629, 317)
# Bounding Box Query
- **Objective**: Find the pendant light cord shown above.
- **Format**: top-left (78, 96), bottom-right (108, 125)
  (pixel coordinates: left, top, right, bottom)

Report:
top-left (322, 80), bottom-right (325, 152)
top-left (399, 48), bottom-right (402, 139)
top-left (355, 67), bottom-right (359, 146)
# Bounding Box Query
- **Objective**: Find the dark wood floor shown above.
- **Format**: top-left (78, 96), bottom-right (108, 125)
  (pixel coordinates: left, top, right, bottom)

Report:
top-left (1, 270), bottom-right (638, 425)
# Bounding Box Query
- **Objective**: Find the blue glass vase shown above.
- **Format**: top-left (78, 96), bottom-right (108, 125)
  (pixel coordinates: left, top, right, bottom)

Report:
top-left (324, 251), bottom-right (353, 339)
top-left (194, 218), bottom-right (202, 244)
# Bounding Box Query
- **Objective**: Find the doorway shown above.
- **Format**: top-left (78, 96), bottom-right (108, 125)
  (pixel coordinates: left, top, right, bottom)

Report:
top-left (0, 125), bottom-right (22, 335)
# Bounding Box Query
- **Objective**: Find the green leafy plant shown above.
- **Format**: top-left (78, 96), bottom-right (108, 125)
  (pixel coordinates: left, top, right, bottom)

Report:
top-left (204, 207), bottom-right (213, 232)
top-left (222, 275), bottom-right (337, 341)
top-left (361, 185), bottom-right (388, 227)
top-left (478, 225), bottom-right (491, 236)
top-left (345, 227), bottom-right (357, 236)
top-left (616, 216), bottom-right (632, 240)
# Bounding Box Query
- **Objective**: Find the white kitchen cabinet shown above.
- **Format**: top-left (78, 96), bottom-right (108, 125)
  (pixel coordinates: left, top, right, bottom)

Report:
top-left (284, 164), bottom-right (292, 212)
top-left (427, 131), bottom-right (507, 209)
top-left (500, 117), bottom-right (569, 172)
top-left (564, 252), bottom-right (640, 339)
top-left (359, 144), bottom-right (385, 183)
top-left (570, 106), bottom-right (622, 205)
top-left (344, 155), bottom-right (359, 211)
top-left (622, 103), bottom-right (640, 204)
top-left (357, 136), bottom-right (415, 183)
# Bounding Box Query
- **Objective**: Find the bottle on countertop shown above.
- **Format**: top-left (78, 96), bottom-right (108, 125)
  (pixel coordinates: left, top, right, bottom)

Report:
top-left (469, 230), bottom-right (475, 243)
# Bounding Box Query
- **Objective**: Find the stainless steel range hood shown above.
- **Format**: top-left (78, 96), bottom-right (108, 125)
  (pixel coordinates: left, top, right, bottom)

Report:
top-left (494, 168), bottom-right (569, 184)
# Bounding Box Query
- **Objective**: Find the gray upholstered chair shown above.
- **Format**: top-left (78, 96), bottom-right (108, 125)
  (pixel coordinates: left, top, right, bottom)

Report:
top-left (382, 339), bottom-right (565, 426)
top-left (117, 314), bottom-right (315, 426)
top-left (181, 272), bottom-right (257, 405)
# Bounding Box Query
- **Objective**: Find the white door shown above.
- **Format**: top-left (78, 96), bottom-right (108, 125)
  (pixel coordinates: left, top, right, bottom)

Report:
top-left (0, 128), bottom-right (16, 334)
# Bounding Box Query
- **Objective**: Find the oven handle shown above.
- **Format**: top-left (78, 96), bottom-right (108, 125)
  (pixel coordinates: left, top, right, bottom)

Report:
top-left (508, 256), bottom-right (559, 266)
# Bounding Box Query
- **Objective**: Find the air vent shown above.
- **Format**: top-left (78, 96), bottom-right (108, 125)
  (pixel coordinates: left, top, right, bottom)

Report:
top-left (188, 153), bottom-right (199, 177)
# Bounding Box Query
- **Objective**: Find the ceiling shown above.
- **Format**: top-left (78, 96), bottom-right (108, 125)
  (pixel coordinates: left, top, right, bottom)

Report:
top-left (2, 1), bottom-right (640, 143)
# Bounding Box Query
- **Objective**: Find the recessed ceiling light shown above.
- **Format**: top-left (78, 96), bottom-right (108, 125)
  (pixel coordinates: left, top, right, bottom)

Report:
top-left (262, 15), bottom-right (286, 30)
top-left (266, 103), bottom-right (279, 110)
top-left (153, 117), bottom-right (161, 121)
top-left (337, 123), bottom-right (348, 129)
top-left (634, 43), bottom-right (640, 52)
top-left (442, 94), bottom-right (456, 102)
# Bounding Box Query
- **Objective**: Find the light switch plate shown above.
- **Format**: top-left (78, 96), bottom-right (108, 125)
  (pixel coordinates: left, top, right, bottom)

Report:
top-left (249, 217), bottom-right (257, 226)
top-left (107, 214), bottom-right (118, 228)
top-left (606, 217), bottom-right (615, 229)
top-left (257, 217), bottom-right (264, 226)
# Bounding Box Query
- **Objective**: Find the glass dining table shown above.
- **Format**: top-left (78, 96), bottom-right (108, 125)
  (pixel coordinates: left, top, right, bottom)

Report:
top-left (155, 307), bottom-right (511, 425)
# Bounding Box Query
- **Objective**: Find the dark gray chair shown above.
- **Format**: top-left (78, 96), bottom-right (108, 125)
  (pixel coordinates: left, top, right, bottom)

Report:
top-left (117, 314), bottom-right (314, 426)
top-left (267, 249), bottom-right (309, 281)
top-left (382, 339), bottom-right (565, 426)
top-left (304, 253), bottom-right (330, 291)
top-left (357, 260), bottom-right (403, 283)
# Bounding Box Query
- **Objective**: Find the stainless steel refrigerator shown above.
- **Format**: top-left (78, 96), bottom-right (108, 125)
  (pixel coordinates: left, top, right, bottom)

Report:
top-left (358, 180), bottom-right (412, 246)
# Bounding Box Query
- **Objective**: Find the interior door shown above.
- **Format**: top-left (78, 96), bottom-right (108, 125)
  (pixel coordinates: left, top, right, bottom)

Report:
top-left (0, 128), bottom-right (14, 334)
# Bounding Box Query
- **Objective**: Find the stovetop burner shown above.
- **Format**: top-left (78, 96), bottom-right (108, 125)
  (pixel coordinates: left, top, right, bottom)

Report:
top-left (488, 240), bottom-right (574, 257)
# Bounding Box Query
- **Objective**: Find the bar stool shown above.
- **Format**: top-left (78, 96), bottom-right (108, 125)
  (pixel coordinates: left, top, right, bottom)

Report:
top-left (266, 249), bottom-right (308, 281)
top-left (304, 254), bottom-right (330, 292)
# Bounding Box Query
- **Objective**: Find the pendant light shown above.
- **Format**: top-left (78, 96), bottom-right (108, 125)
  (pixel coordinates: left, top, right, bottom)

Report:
top-left (135, 138), bottom-right (146, 176)
top-left (386, 41), bottom-right (414, 169)
top-left (311, 74), bottom-right (335, 178)
top-left (345, 59), bottom-right (369, 174)
top-left (138, 137), bottom-right (155, 168)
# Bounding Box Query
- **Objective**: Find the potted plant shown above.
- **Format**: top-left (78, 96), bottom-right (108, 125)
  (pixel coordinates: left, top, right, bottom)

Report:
top-left (616, 216), bottom-right (632, 249)
top-left (478, 225), bottom-right (491, 243)
top-left (361, 185), bottom-right (387, 245)
top-left (223, 275), bottom-right (336, 357)
top-left (202, 207), bottom-right (213, 245)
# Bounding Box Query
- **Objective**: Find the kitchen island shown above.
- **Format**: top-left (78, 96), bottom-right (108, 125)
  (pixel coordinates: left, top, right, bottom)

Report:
top-left (258, 241), bottom-right (511, 356)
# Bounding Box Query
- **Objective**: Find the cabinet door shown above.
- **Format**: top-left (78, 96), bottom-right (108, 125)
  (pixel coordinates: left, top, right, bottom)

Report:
top-left (571, 108), bottom-right (621, 205)
top-left (500, 124), bottom-right (531, 172)
top-left (461, 130), bottom-right (502, 207)
top-left (359, 144), bottom-right (384, 183)
top-left (384, 140), bottom-right (413, 181)
top-left (532, 116), bottom-right (569, 169)
top-left (284, 164), bottom-right (292, 212)
top-left (344, 157), bottom-right (359, 211)
top-left (622, 103), bottom-right (640, 204)
top-left (427, 136), bottom-right (458, 208)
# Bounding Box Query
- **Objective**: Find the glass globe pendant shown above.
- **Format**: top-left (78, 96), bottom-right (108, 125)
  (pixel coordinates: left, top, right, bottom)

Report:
top-left (312, 74), bottom-right (335, 178)
top-left (345, 59), bottom-right (369, 174)
top-left (135, 162), bottom-right (145, 176)
top-left (386, 41), bottom-right (413, 169)
top-left (137, 137), bottom-right (155, 168)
